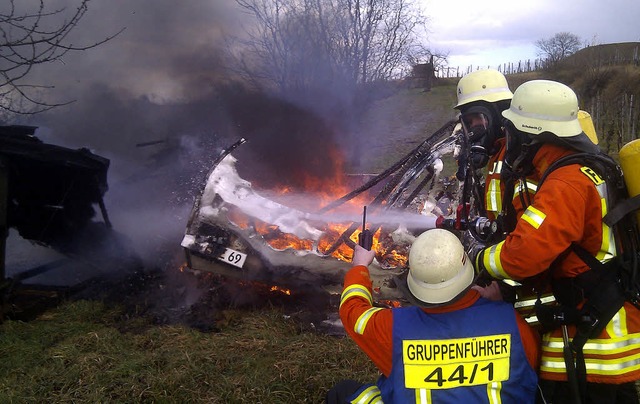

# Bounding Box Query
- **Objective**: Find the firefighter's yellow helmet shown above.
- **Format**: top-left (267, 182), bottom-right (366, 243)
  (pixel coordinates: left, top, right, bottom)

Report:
top-left (502, 80), bottom-right (583, 138)
top-left (407, 229), bottom-right (474, 304)
top-left (455, 69), bottom-right (513, 109)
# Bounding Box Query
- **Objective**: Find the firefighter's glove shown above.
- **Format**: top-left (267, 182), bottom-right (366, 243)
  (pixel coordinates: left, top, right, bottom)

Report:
top-left (472, 281), bottom-right (503, 302)
top-left (467, 242), bottom-right (495, 287)
top-left (352, 244), bottom-right (375, 267)
top-left (466, 241), bottom-right (486, 273)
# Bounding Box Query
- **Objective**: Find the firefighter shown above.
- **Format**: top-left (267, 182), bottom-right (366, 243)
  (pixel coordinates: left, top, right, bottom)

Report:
top-left (454, 68), bottom-right (554, 326)
top-left (327, 228), bottom-right (539, 404)
top-left (473, 79), bottom-right (640, 403)
top-left (454, 68), bottom-right (513, 220)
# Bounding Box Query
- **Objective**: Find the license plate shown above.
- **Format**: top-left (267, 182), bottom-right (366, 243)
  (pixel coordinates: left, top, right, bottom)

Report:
top-left (217, 248), bottom-right (247, 269)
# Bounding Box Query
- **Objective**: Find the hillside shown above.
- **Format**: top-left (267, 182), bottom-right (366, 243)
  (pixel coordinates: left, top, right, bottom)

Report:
top-left (359, 41), bottom-right (640, 173)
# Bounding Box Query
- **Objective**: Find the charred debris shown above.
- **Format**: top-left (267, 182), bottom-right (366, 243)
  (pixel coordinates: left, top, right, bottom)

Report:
top-left (0, 125), bottom-right (134, 320)
top-left (181, 119), bottom-right (466, 307)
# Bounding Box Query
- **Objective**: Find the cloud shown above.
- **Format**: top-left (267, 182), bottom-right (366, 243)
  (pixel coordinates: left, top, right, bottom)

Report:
top-left (422, 0), bottom-right (640, 68)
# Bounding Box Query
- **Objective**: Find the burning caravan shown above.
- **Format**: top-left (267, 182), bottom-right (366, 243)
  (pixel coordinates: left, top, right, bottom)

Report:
top-left (181, 120), bottom-right (463, 301)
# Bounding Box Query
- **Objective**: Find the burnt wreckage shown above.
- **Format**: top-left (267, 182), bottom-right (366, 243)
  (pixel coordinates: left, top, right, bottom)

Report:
top-left (181, 119), bottom-right (474, 302)
top-left (0, 125), bottom-right (111, 295)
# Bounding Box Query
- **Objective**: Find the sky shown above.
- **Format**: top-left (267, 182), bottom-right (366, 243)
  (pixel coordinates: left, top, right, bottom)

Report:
top-left (422, 0), bottom-right (640, 71)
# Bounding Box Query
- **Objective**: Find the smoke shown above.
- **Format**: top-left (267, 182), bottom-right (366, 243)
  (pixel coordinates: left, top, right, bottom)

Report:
top-left (6, 0), bottom-right (384, 279)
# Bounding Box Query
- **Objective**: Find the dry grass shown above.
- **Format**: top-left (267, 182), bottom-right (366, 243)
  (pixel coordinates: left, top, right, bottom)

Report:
top-left (358, 84), bottom-right (458, 173)
top-left (0, 300), bottom-right (379, 403)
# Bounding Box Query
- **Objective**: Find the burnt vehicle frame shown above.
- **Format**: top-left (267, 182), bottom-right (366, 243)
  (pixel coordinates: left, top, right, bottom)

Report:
top-left (180, 118), bottom-right (485, 300)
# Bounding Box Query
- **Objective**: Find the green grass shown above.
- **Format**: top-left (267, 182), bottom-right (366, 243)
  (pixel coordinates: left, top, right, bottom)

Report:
top-left (358, 85), bottom-right (458, 173)
top-left (0, 301), bottom-right (379, 403)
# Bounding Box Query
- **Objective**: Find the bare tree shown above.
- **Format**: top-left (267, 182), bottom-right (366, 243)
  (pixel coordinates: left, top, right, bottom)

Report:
top-left (535, 32), bottom-right (581, 68)
top-left (230, 0), bottom-right (428, 94)
top-left (0, 0), bottom-right (122, 120)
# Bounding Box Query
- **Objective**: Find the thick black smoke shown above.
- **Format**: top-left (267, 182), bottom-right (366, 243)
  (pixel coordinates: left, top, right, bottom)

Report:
top-left (9, 0), bottom-right (358, 271)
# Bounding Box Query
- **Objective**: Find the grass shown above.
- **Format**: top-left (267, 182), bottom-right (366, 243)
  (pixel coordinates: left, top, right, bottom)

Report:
top-left (0, 300), bottom-right (379, 403)
top-left (358, 84), bottom-right (458, 173)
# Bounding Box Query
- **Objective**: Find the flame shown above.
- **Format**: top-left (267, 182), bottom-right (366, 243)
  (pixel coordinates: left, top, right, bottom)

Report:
top-left (178, 262), bottom-right (188, 272)
top-left (225, 147), bottom-right (410, 269)
top-left (238, 280), bottom-right (293, 296)
top-left (228, 206), bottom-right (251, 229)
top-left (270, 285), bottom-right (292, 295)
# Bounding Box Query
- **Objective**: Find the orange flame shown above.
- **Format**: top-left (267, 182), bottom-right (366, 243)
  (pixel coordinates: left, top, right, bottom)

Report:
top-left (270, 285), bottom-right (292, 295)
top-left (225, 148), bottom-right (410, 269)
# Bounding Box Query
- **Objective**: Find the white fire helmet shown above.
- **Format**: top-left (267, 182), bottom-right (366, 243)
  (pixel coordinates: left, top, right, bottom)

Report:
top-left (455, 68), bottom-right (513, 109)
top-left (407, 229), bottom-right (474, 304)
top-left (502, 80), bottom-right (583, 138)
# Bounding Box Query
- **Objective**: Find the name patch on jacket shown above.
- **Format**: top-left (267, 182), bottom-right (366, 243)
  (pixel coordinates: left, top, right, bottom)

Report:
top-left (402, 334), bottom-right (511, 389)
top-left (580, 166), bottom-right (604, 185)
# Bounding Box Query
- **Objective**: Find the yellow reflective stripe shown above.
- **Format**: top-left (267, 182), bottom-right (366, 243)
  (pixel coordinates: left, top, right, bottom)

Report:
top-left (354, 308), bottom-right (384, 335)
top-left (486, 178), bottom-right (502, 213)
top-left (488, 381), bottom-right (502, 404)
top-left (483, 241), bottom-right (509, 279)
top-left (606, 308), bottom-right (627, 338)
top-left (350, 385), bottom-right (383, 404)
top-left (340, 284), bottom-right (372, 309)
top-left (488, 161), bottom-right (503, 175)
top-left (415, 388), bottom-right (431, 404)
top-left (541, 351), bottom-right (640, 376)
top-left (521, 206), bottom-right (546, 229)
top-left (542, 331), bottom-right (640, 355)
top-left (513, 180), bottom-right (537, 198)
top-left (595, 183), bottom-right (616, 262)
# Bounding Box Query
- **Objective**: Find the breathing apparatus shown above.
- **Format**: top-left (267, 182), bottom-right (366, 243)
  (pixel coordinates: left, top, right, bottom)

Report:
top-left (619, 139), bottom-right (640, 226)
top-left (459, 102), bottom-right (509, 170)
top-left (454, 69), bottom-right (513, 175)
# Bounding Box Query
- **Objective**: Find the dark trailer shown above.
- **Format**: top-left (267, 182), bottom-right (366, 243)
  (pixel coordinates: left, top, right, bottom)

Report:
top-left (0, 125), bottom-right (111, 291)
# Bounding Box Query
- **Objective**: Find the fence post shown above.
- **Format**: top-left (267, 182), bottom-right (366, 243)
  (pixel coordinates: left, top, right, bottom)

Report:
top-left (630, 94), bottom-right (635, 141)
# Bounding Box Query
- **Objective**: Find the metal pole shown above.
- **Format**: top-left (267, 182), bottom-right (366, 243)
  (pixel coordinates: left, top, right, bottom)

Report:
top-left (0, 160), bottom-right (7, 284)
top-left (0, 159), bottom-right (8, 321)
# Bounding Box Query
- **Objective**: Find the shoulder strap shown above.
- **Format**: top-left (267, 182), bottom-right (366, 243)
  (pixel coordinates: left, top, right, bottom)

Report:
top-left (538, 152), bottom-right (619, 188)
top-left (604, 194), bottom-right (640, 227)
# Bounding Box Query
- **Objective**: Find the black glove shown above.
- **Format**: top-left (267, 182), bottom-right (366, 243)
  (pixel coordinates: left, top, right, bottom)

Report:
top-left (466, 240), bottom-right (485, 272)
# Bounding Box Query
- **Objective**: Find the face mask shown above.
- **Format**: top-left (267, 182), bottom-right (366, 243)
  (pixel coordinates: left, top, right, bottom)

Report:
top-left (504, 119), bottom-right (538, 176)
top-left (461, 112), bottom-right (490, 143)
top-left (460, 105), bottom-right (502, 169)
top-left (504, 120), bottom-right (522, 169)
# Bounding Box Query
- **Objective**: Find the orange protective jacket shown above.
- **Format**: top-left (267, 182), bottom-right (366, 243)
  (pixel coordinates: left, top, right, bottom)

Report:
top-left (339, 264), bottom-right (540, 378)
top-left (475, 143), bottom-right (640, 383)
